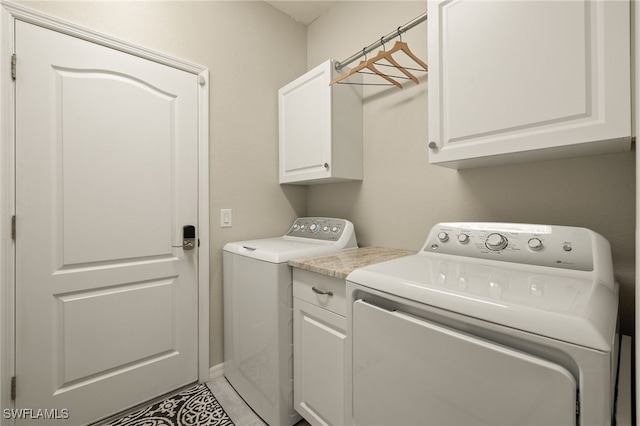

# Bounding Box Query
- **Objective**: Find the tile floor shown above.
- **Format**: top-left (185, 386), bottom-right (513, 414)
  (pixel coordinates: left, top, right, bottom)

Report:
top-left (206, 377), bottom-right (311, 426)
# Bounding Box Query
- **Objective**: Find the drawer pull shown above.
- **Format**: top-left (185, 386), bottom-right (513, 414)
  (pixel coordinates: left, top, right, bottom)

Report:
top-left (312, 286), bottom-right (333, 297)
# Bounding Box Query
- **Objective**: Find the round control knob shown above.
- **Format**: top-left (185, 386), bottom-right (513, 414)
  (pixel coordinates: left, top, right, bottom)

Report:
top-left (331, 226), bottom-right (340, 234)
top-left (528, 238), bottom-right (543, 251)
top-left (457, 234), bottom-right (470, 244)
top-left (437, 232), bottom-right (449, 242)
top-left (323, 226), bottom-right (330, 233)
top-left (309, 223), bottom-right (320, 234)
top-left (485, 233), bottom-right (508, 251)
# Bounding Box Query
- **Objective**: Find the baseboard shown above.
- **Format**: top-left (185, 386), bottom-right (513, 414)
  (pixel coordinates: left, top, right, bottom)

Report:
top-left (209, 362), bottom-right (225, 382)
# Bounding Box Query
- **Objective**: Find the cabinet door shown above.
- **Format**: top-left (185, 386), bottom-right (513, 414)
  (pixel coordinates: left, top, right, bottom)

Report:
top-left (279, 61), bottom-right (332, 183)
top-left (428, 0), bottom-right (631, 169)
top-left (294, 298), bottom-right (346, 426)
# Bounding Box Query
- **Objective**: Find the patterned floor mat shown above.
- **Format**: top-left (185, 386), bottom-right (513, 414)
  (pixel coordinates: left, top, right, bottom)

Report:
top-left (106, 383), bottom-right (235, 426)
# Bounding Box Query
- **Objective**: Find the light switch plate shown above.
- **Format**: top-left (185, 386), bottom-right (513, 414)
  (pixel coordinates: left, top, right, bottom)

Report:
top-left (220, 209), bottom-right (232, 228)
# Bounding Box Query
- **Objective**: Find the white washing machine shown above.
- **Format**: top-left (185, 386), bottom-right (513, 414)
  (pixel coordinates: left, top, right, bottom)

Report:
top-left (346, 222), bottom-right (619, 426)
top-left (223, 217), bottom-right (357, 426)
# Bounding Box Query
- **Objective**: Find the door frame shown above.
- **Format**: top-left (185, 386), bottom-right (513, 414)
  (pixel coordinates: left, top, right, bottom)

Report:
top-left (0, 1), bottom-right (210, 418)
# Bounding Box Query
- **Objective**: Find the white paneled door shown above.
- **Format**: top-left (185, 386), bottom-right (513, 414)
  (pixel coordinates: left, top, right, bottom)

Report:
top-left (14, 20), bottom-right (199, 425)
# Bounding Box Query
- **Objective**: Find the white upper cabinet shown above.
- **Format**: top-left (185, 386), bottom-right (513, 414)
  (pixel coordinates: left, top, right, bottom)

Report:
top-left (428, 0), bottom-right (631, 169)
top-left (279, 59), bottom-right (363, 184)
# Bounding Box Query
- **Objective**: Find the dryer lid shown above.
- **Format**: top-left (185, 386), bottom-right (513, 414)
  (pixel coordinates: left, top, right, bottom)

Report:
top-left (347, 254), bottom-right (618, 352)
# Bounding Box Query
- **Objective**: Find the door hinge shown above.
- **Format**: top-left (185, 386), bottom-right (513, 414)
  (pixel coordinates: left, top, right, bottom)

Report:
top-left (11, 215), bottom-right (15, 240)
top-left (11, 54), bottom-right (16, 81)
top-left (10, 376), bottom-right (16, 401)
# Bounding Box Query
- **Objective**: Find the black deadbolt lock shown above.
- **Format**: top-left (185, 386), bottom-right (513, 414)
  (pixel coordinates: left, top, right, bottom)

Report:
top-left (183, 225), bottom-right (196, 239)
top-left (183, 225), bottom-right (196, 250)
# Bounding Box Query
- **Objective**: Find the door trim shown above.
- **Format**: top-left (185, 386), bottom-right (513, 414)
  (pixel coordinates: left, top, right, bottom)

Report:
top-left (0, 1), bottom-right (210, 419)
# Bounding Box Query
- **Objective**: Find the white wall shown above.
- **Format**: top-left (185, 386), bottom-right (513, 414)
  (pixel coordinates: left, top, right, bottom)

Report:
top-left (306, 1), bottom-right (636, 336)
top-left (19, 0), bottom-right (309, 367)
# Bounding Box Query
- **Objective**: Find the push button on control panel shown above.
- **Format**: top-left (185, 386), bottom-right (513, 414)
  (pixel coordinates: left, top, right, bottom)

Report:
top-left (528, 238), bottom-right (543, 251)
top-left (437, 232), bottom-right (449, 242)
top-left (457, 234), bottom-right (470, 244)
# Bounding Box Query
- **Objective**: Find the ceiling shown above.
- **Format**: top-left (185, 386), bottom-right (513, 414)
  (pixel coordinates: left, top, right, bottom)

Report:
top-left (264, 1), bottom-right (339, 26)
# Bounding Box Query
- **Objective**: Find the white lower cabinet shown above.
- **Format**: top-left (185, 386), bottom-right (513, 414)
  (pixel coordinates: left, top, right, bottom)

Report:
top-left (293, 269), bottom-right (346, 426)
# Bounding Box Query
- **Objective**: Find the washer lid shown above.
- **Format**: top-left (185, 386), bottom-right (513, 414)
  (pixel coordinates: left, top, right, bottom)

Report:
top-left (223, 237), bottom-right (338, 263)
top-left (347, 254), bottom-right (618, 352)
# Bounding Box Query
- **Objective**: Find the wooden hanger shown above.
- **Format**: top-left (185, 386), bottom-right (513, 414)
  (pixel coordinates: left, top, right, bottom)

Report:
top-left (329, 49), bottom-right (403, 88)
top-left (329, 33), bottom-right (428, 88)
top-left (368, 39), bottom-right (428, 85)
top-left (362, 61), bottom-right (403, 88)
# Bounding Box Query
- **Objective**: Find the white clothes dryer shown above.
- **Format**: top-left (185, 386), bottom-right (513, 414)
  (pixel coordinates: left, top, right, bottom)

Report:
top-left (223, 217), bottom-right (357, 426)
top-left (346, 222), bottom-right (619, 426)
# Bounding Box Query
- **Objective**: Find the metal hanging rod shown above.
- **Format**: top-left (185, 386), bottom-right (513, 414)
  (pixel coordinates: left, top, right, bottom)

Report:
top-left (334, 11), bottom-right (428, 72)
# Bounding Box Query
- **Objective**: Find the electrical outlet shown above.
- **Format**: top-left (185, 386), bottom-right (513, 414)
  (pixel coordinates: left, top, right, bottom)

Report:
top-left (220, 209), bottom-right (232, 228)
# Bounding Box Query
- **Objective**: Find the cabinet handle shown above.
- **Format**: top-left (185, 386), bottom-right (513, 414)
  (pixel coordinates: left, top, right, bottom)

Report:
top-left (428, 141), bottom-right (438, 150)
top-left (312, 286), bottom-right (333, 296)
top-left (323, 163), bottom-right (330, 169)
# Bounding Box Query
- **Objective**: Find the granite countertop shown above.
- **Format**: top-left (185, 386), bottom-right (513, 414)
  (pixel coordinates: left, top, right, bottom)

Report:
top-left (288, 246), bottom-right (415, 279)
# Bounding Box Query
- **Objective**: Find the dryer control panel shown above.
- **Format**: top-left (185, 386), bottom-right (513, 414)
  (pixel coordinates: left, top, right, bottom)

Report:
top-left (422, 222), bottom-right (605, 272)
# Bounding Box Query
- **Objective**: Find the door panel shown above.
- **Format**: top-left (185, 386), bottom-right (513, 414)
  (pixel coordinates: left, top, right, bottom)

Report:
top-left (352, 300), bottom-right (577, 426)
top-left (15, 21), bottom-right (198, 425)
top-left (56, 279), bottom-right (176, 384)
top-left (57, 68), bottom-right (174, 265)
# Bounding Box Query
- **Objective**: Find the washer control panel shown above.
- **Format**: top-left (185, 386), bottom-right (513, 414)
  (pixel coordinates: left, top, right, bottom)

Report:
top-left (285, 217), bottom-right (347, 242)
top-left (423, 222), bottom-right (595, 271)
